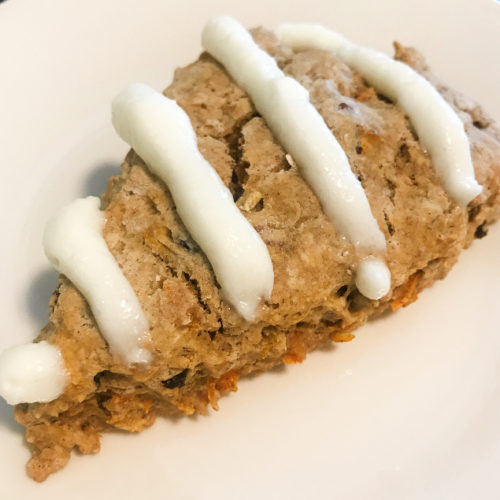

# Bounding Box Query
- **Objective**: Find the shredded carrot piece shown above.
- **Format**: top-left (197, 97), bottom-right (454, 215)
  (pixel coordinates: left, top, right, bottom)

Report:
top-left (360, 132), bottom-right (382, 153)
top-left (282, 352), bottom-right (306, 365)
top-left (391, 272), bottom-right (421, 311)
top-left (331, 332), bottom-right (355, 343)
top-left (206, 370), bottom-right (240, 411)
top-left (104, 394), bottom-right (156, 429)
top-left (143, 399), bottom-right (153, 414)
top-left (282, 332), bottom-right (307, 365)
top-left (207, 381), bottom-right (219, 411)
top-left (356, 87), bottom-right (377, 102)
top-left (174, 400), bottom-right (196, 415)
top-left (216, 370), bottom-right (239, 393)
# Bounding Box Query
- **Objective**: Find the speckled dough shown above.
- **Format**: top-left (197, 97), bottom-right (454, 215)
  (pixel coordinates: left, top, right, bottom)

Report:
top-left (14, 29), bottom-right (500, 481)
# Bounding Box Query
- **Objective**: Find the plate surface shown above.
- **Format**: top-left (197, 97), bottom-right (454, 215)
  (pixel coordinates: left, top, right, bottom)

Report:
top-left (0, 0), bottom-right (499, 498)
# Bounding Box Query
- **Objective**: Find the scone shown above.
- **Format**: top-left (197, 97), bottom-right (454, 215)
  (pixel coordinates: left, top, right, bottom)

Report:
top-left (1, 17), bottom-right (500, 482)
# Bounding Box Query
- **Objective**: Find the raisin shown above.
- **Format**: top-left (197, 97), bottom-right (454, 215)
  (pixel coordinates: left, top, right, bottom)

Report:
top-left (473, 120), bottom-right (486, 130)
top-left (468, 205), bottom-right (480, 222)
top-left (233, 185), bottom-right (244, 202)
top-left (474, 222), bottom-right (488, 239)
top-left (93, 370), bottom-right (111, 387)
top-left (208, 318), bottom-right (224, 340)
top-left (161, 369), bottom-right (188, 389)
top-left (177, 239), bottom-right (191, 251)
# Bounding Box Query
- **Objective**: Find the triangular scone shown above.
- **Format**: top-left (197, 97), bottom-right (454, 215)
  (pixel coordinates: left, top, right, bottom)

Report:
top-left (13, 28), bottom-right (500, 481)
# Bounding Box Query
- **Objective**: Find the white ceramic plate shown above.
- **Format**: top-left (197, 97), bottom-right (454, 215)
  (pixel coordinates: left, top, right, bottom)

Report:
top-left (1, 0), bottom-right (499, 498)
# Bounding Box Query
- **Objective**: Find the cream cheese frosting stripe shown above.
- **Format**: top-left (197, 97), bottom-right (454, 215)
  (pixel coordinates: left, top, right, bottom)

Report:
top-left (277, 23), bottom-right (482, 207)
top-left (202, 16), bottom-right (391, 300)
top-left (43, 196), bottom-right (152, 364)
top-left (112, 83), bottom-right (274, 321)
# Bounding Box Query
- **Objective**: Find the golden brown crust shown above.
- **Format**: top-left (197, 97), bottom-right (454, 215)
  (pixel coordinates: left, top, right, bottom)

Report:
top-left (13, 28), bottom-right (500, 481)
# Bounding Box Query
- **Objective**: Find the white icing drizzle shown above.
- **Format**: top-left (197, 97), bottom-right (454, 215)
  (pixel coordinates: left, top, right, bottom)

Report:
top-left (112, 83), bottom-right (274, 321)
top-left (277, 23), bottom-right (482, 207)
top-left (0, 341), bottom-right (67, 404)
top-left (43, 196), bottom-right (152, 364)
top-left (202, 16), bottom-right (390, 300)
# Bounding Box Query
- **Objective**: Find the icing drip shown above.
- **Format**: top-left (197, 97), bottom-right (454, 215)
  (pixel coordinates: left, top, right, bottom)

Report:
top-left (277, 23), bottom-right (482, 207)
top-left (0, 342), bottom-right (67, 404)
top-left (43, 196), bottom-right (152, 364)
top-left (356, 258), bottom-right (392, 301)
top-left (202, 16), bottom-right (391, 300)
top-left (112, 83), bottom-right (274, 321)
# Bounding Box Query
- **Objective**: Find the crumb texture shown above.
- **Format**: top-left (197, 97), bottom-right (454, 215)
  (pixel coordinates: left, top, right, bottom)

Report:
top-left (14, 28), bottom-right (500, 481)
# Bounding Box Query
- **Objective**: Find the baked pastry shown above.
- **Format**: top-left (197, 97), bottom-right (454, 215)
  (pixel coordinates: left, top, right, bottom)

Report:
top-left (1, 17), bottom-right (499, 482)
